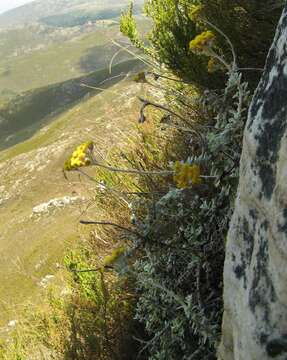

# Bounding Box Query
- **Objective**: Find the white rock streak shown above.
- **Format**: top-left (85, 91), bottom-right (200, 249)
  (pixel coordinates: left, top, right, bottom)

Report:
top-left (32, 196), bottom-right (82, 216)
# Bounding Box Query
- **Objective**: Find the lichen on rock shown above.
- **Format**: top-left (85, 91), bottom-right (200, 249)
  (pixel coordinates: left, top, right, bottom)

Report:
top-left (219, 5), bottom-right (287, 360)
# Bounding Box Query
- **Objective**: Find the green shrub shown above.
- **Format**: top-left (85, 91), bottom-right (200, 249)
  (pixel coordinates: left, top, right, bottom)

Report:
top-left (118, 0), bottom-right (279, 357)
top-left (62, 252), bottom-right (140, 360)
top-left (120, 2), bottom-right (144, 48)
top-left (1, 2), bottom-right (282, 359)
top-left (120, 0), bottom-right (282, 89)
top-left (121, 0), bottom-right (224, 88)
top-left (201, 0), bottom-right (282, 87)
top-left (128, 70), bottom-right (250, 359)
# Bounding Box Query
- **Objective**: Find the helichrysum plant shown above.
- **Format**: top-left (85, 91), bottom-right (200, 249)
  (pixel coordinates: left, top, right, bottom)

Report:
top-left (173, 161), bottom-right (202, 188)
top-left (189, 31), bottom-right (216, 54)
top-left (64, 141), bottom-right (94, 171)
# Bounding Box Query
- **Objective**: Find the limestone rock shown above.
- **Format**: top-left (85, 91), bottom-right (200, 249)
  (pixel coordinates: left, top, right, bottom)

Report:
top-left (219, 5), bottom-right (287, 360)
top-left (32, 196), bottom-right (82, 216)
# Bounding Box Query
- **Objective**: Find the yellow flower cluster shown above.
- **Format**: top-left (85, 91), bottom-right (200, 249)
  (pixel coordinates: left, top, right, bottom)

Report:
top-left (189, 31), bottom-right (215, 54)
top-left (133, 71), bottom-right (147, 83)
top-left (103, 246), bottom-right (126, 266)
top-left (174, 161), bottom-right (202, 188)
top-left (64, 141), bottom-right (94, 171)
top-left (207, 57), bottom-right (217, 73)
top-left (189, 4), bottom-right (204, 21)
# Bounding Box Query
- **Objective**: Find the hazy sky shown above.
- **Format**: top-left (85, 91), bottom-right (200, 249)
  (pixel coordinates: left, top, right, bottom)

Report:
top-left (0, 0), bottom-right (34, 14)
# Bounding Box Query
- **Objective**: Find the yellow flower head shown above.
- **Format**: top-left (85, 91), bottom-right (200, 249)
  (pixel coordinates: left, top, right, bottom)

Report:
top-left (64, 141), bottom-right (94, 171)
top-left (189, 31), bottom-right (215, 54)
top-left (173, 161), bottom-right (202, 188)
top-left (103, 246), bottom-right (126, 266)
top-left (207, 58), bottom-right (217, 74)
top-left (133, 71), bottom-right (147, 83)
top-left (207, 57), bottom-right (216, 73)
top-left (207, 57), bottom-right (222, 73)
top-left (189, 4), bottom-right (204, 21)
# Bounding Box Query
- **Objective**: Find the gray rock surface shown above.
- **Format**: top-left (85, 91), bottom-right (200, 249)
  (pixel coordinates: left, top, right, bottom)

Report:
top-left (219, 5), bottom-right (287, 360)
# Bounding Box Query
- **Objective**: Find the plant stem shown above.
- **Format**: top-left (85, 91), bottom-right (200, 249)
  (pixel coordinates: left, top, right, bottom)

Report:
top-left (92, 161), bottom-right (173, 176)
top-left (80, 220), bottom-right (145, 239)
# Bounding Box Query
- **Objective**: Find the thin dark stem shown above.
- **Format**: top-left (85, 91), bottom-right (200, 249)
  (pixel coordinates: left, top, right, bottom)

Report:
top-left (71, 266), bottom-right (114, 273)
top-left (147, 71), bottom-right (193, 85)
top-left (138, 96), bottom-right (188, 124)
top-left (219, 164), bottom-right (237, 182)
top-left (93, 161), bottom-right (173, 176)
top-left (80, 220), bottom-right (145, 239)
top-left (220, 150), bottom-right (236, 163)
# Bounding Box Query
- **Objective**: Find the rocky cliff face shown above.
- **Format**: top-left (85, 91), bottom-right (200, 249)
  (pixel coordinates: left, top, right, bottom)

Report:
top-left (219, 4), bottom-right (287, 360)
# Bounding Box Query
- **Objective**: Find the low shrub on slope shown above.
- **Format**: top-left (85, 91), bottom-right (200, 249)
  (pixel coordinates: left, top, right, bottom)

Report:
top-left (0, 1), bottom-right (282, 359)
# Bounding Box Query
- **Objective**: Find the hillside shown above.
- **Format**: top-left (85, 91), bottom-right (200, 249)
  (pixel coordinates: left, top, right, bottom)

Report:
top-left (0, 75), bottom-right (142, 327)
top-left (0, 0), bottom-right (143, 27)
top-left (0, 0), bottom-right (144, 334)
top-left (0, 27), bottom-right (133, 96)
top-left (0, 58), bottom-right (142, 151)
top-left (0, 0), bottom-right (147, 100)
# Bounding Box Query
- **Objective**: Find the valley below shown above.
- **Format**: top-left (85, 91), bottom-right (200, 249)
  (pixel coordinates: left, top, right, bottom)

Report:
top-left (0, 77), bottom-right (142, 330)
top-left (0, 0), bottom-right (144, 333)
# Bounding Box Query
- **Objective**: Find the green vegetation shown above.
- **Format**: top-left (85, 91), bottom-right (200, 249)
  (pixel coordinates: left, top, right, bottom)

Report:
top-left (0, 263), bottom-right (139, 359)
top-left (121, 0), bottom-right (281, 89)
top-left (0, 0), bottom-right (283, 359)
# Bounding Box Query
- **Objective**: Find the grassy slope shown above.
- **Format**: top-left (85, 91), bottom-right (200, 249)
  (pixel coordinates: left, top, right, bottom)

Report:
top-left (0, 25), bottom-right (131, 94)
top-left (0, 0), bottom-right (146, 334)
top-left (0, 58), bottom-right (141, 151)
top-left (0, 77), bottom-right (142, 328)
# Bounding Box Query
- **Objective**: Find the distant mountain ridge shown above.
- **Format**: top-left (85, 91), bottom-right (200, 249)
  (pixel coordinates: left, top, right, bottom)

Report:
top-left (0, 0), bottom-right (143, 28)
